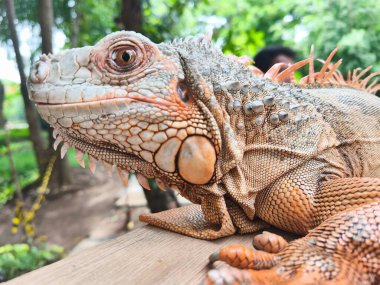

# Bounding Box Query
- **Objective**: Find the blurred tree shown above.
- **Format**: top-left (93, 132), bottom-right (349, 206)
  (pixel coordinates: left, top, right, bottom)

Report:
top-left (56, 0), bottom-right (119, 48)
top-left (115, 0), bottom-right (180, 212)
top-left (38, 0), bottom-right (72, 189)
top-left (0, 80), bottom-right (5, 128)
top-left (38, 0), bottom-right (53, 53)
top-left (1, 0), bottom-right (379, 73)
top-left (115, 0), bottom-right (142, 32)
top-left (4, 0), bottom-right (47, 175)
top-left (276, 0), bottom-right (380, 73)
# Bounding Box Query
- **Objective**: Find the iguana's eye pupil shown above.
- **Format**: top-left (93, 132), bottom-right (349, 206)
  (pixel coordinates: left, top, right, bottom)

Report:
top-left (112, 48), bottom-right (136, 68)
top-left (121, 51), bottom-right (131, 62)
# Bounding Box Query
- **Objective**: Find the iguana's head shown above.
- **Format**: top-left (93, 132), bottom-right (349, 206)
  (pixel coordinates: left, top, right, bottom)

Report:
top-left (28, 31), bottom-right (223, 193)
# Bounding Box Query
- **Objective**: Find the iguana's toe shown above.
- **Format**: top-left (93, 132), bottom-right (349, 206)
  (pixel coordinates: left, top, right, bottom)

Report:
top-left (252, 231), bottom-right (288, 253)
top-left (209, 244), bottom-right (276, 270)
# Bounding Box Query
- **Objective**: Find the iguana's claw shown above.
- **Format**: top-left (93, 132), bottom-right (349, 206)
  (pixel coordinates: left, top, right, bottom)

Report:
top-left (208, 252), bottom-right (220, 264)
top-left (202, 267), bottom-right (254, 285)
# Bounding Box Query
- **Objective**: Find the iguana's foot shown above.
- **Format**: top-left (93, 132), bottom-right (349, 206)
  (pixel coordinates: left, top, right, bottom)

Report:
top-left (209, 245), bottom-right (276, 270)
top-left (207, 232), bottom-right (287, 270)
top-left (252, 231), bottom-right (288, 253)
top-left (204, 201), bottom-right (380, 285)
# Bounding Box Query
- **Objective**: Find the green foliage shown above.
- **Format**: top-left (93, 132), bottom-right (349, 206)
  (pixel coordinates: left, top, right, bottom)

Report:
top-left (0, 128), bottom-right (30, 144)
top-left (0, 243), bottom-right (64, 281)
top-left (273, 0), bottom-right (380, 73)
top-left (0, 138), bottom-right (80, 205)
top-left (165, 0), bottom-right (294, 56)
top-left (154, 0), bottom-right (380, 73)
top-left (0, 0), bottom-right (38, 42)
top-left (142, 0), bottom-right (200, 43)
top-left (56, 0), bottom-right (119, 47)
top-left (2, 81), bottom-right (26, 124)
top-left (1, 0), bottom-right (379, 71)
top-left (0, 140), bottom-right (39, 205)
top-left (0, 186), bottom-right (15, 207)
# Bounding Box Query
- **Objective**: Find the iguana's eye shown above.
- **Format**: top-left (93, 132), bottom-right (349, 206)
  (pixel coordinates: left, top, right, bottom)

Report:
top-left (178, 82), bottom-right (190, 103)
top-left (112, 48), bottom-right (136, 67)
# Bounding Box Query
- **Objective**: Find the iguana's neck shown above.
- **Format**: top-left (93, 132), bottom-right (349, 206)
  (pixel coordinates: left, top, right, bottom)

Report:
top-left (163, 37), bottom-right (318, 177)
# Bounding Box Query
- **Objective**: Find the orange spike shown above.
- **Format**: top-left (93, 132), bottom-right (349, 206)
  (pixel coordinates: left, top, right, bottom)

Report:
top-left (351, 68), bottom-right (361, 83)
top-left (346, 70), bottom-right (352, 83)
top-left (308, 45), bottom-right (315, 84)
top-left (117, 168), bottom-right (129, 186)
top-left (299, 75), bottom-right (310, 84)
top-left (276, 58), bottom-right (310, 83)
top-left (289, 71), bottom-right (296, 83)
top-left (355, 65), bottom-right (372, 81)
top-left (249, 65), bottom-right (264, 76)
top-left (318, 47), bottom-right (338, 82)
top-left (264, 63), bottom-right (288, 79)
top-left (360, 71), bottom-right (380, 89)
top-left (323, 59), bottom-right (343, 82)
top-left (366, 78), bottom-right (378, 90)
top-left (331, 72), bottom-right (340, 83)
top-left (300, 71), bottom-right (322, 84)
top-left (332, 70), bottom-right (345, 84)
top-left (299, 75), bottom-right (309, 84)
top-left (369, 85), bottom-right (380, 94)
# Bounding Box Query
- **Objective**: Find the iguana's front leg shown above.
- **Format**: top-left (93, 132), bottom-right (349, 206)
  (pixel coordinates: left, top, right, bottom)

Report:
top-left (256, 160), bottom-right (380, 234)
top-left (312, 177), bottom-right (380, 226)
top-left (204, 201), bottom-right (380, 285)
top-left (140, 194), bottom-right (236, 239)
top-left (139, 193), bottom-right (269, 239)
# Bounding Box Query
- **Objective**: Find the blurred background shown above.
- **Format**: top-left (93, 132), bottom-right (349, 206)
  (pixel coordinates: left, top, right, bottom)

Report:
top-left (0, 0), bottom-right (379, 281)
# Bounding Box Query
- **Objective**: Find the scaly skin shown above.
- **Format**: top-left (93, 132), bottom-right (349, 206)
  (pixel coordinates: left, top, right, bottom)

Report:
top-left (28, 31), bottom-right (380, 283)
top-left (205, 201), bottom-right (380, 285)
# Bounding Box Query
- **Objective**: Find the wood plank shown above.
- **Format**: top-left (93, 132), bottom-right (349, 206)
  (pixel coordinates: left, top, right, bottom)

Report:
top-left (6, 226), bottom-right (258, 285)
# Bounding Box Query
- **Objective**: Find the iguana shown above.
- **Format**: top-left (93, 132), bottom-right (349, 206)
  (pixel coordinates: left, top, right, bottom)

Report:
top-left (28, 31), bottom-right (380, 284)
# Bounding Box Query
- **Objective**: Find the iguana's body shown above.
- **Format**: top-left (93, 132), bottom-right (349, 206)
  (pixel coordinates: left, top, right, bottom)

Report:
top-left (28, 31), bottom-right (380, 284)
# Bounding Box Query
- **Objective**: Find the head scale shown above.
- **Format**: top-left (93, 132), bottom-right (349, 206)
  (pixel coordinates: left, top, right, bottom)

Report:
top-left (28, 31), bottom-right (222, 196)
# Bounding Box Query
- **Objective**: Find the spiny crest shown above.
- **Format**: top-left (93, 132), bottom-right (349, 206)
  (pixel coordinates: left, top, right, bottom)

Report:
top-left (237, 46), bottom-right (380, 95)
top-left (170, 34), bottom-right (223, 56)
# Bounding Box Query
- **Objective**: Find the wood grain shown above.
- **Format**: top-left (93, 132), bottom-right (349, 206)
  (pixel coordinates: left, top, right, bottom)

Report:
top-left (6, 226), bottom-right (254, 285)
top-left (7, 225), bottom-right (297, 285)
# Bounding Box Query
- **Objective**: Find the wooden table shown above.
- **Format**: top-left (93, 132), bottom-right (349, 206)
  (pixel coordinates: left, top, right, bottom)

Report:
top-left (7, 226), bottom-right (259, 285)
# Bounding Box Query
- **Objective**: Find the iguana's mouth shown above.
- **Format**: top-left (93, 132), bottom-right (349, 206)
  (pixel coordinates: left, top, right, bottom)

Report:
top-left (31, 89), bottom-right (175, 107)
top-left (53, 127), bottom-right (156, 178)
top-left (34, 97), bottom-right (134, 107)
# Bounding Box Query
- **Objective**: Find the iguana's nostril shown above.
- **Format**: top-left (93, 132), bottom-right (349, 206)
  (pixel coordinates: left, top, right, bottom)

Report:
top-left (30, 61), bottom-right (49, 83)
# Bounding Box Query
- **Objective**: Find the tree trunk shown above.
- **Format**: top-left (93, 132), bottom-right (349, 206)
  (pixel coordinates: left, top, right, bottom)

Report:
top-left (4, 0), bottom-right (47, 175)
top-left (0, 81), bottom-right (5, 128)
top-left (70, 3), bottom-right (80, 48)
top-left (38, 0), bottom-right (72, 189)
top-left (38, 0), bottom-right (54, 53)
top-left (116, 0), bottom-right (179, 213)
top-left (116, 0), bottom-right (143, 31)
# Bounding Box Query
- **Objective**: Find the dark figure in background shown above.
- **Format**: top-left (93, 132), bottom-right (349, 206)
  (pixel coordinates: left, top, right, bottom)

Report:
top-left (254, 46), bottom-right (295, 73)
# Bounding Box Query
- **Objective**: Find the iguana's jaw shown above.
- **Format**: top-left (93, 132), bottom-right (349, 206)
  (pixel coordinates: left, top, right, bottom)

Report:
top-left (28, 31), bottom-right (219, 191)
